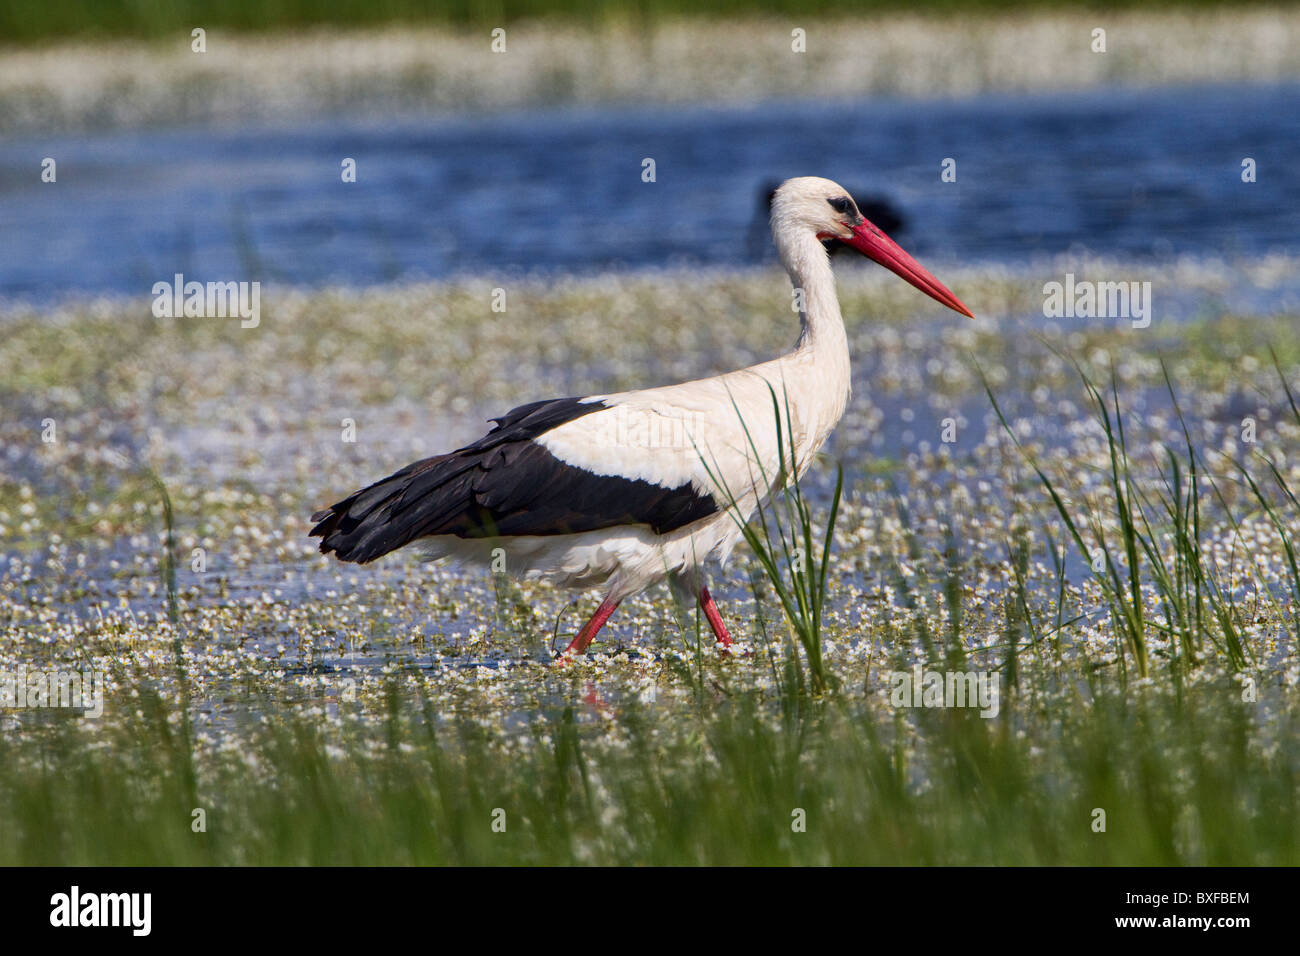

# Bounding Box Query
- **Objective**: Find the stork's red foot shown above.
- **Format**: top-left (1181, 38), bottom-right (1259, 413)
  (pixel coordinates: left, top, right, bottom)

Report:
top-left (699, 587), bottom-right (733, 651)
top-left (555, 596), bottom-right (620, 662)
top-left (554, 589), bottom-right (734, 663)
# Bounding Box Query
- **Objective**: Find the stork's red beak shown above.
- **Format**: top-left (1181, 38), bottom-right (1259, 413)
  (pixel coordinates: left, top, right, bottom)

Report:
top-left (843, 220), bottom-right (974, 318)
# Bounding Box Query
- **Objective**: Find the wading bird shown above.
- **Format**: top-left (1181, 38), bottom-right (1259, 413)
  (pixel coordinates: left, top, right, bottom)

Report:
top-left (311, 177), bottom-right (973, 657)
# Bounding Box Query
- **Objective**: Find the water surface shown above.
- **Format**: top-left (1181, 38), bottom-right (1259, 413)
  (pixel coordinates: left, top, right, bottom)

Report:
top-left (2, 83), bottom-right (1297, 302)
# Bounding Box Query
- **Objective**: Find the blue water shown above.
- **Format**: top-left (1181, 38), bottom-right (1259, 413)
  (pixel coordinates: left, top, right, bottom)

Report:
top-left (1, 83), bottom-right (1297, 302)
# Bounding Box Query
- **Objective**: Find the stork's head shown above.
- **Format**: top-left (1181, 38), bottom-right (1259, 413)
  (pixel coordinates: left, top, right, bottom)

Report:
top-left (770, 176), bottom-right (974, 318)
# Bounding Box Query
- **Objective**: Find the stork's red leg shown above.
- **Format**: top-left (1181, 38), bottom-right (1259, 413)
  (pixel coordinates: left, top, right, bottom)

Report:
top-left (560, 597), bottom-right (620, 658)
top-left (699, 587), bottom-right (733, 648)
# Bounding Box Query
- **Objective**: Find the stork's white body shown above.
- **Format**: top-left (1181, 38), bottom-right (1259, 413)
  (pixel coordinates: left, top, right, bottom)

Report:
top-left (419, 192), bottom-right (852, 603)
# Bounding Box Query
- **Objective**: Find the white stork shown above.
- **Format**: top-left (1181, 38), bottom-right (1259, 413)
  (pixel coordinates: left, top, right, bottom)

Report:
top-left (311, 176), bottom-right (973, 657)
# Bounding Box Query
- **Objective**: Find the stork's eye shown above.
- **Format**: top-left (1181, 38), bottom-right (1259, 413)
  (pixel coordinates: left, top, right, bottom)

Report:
top-left (827, 196), bottom-right (854, 216)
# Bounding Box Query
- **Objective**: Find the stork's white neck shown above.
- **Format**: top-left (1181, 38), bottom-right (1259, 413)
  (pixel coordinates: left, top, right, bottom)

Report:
top-left (777, 227), bottom-right (850, 373)
top-left (778, 229), bottom-right (847, 354)
top-left (771, 227), bottom-right (852, 458)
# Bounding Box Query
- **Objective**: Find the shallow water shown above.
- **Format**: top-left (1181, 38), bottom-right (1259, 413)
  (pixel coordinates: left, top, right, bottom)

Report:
top-left (2, 83), bottom-right (1298, 302)
top-left (3, 82), bottom-right (1298, 697)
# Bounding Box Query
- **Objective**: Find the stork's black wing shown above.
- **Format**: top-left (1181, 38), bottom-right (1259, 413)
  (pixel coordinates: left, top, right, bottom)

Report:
top-left (309, 397), bottom-right (718, 563)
